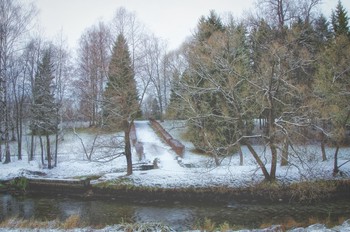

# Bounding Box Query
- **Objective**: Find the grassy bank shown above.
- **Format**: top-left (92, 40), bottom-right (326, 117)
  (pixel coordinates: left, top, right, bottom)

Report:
top-left (91, 178), bottom-right (350, 203)
top-left (1, 215), bottom-right (349, 231)
top-left (2, 177), bottom-right (350, 203)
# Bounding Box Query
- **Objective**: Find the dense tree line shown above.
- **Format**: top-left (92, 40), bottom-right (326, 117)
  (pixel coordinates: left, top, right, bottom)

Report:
top-left (1, 0), bottom-right (349, 180)
top-left (0, 0), bottom-right (72, 168)
top-left (166, 0), bottom-right (350, 181)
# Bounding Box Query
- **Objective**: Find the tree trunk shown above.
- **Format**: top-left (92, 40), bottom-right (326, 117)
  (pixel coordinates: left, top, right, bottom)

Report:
top-left (16, 106), bottom-right (23, 160)
top-left (269, 142), bottom-right (278, 180)
top-left (54, 131), bottom-right (58, 167)
top-left (321, 138), bottom-right (327, 161)
top-left (281, 137), bottom-right (289, 166)
top-left (238, 142), bottom-right (244, 166)
top-left (333, 112), bottom-right (350, 175)
top-left (125, 122), bottom-right (133, 175)
top-left (246, 143), bottom-right (271, 181)
top-left (267, 112), bottom-right (277, 180)
top-left (16, 69), bottom-right (27, 161)
top-left (4, 130), bottom-right (11, 164)
top-left (214, 154), bottom-right (220, 166)
top-left (40, 136), bottom-right (44, 166)
top-left (30, 134), bottom-right (35, 161)
top-left (92, 101), bottom-right (96, 127)
top-left (158, 95), bottom-right (163, 122)
top-left (46, 134), bottom-right (52, 169)
top-left (54, 115), bottom-right (59, 167)
top-left (11, 122), bottom-right (16, 141)
top-left (333, 145), bottom-right (340, 176)
top-left (17, 136), bottom-right (22, 160)
top-left (4, 99), bottom-right (11, 164)
top-left (321, 120), bottom-right (327, 161)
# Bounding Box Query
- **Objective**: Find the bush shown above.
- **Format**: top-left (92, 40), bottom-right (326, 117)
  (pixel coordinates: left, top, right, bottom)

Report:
top-left (10, 177), bottom-right (28, 191)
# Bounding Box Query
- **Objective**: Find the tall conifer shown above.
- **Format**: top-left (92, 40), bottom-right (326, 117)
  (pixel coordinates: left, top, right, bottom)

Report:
top-left (331, 0), bottom-right (350, 37)
top-left (30, 48), bottom-right (58, 169)
top-left (104, 34), bottom-right (139, 175)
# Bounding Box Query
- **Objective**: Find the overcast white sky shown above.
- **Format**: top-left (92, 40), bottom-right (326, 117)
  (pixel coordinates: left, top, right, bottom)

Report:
top-left (29, 0), bottom-right (350, 51)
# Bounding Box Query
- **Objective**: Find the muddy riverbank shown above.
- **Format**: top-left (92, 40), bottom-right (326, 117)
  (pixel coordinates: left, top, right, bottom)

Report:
top-left (2, 177), bottom-right (350, 204)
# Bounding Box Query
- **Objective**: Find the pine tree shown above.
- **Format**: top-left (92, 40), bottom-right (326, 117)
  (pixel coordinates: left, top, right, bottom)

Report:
top-left (30, 48), bottom-right (58, 169)
top-left (104, 34), bottom-right (140, 175)
top-left (331, 0), bottom-right (350, 37)
top-left (314, 14), bottom-right (332, 45)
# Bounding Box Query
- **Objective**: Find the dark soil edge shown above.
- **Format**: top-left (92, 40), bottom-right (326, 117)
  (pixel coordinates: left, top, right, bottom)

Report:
top-left (1, 178), bottom-right (350, 204)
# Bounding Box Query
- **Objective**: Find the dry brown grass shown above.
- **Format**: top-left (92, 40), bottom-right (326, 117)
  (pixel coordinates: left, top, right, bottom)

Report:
top-left (290, 180), bottom-right (337, 202)
top-left (0, 217), bottom-right (58, 229)
top-left (219, 221), bottom-right (231, 232)
top-left (0, 214), bottom-right (83, 230)
top-left (338, 216), bottom-right (347, 225)
top-left (202, 217), bottom-right (216, 232)
top-left (283, 217), bottom-right (304, 229)
top-left (307, 216), bottom-right (320, 226)
top-left (61, 214), bottom-right (82, 229)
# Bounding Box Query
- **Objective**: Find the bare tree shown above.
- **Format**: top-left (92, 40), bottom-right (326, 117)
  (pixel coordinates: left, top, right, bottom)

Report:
top-left (141, 35), bottom-right (170, 121)
top-left (76, 22), bottom-right (112, 126)
top-left (0, 0), bottom-right (37, 163)
top-left (256, 0), bottom-right (321, 30)
top-left (51, 34), bottom-right (73, 167)
top-left (111, 7), bottom-right (145, 73)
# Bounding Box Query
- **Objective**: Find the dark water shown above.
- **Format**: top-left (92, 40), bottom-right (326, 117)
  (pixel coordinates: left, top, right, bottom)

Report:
top-left (0, 194), bottom-right (350, 230)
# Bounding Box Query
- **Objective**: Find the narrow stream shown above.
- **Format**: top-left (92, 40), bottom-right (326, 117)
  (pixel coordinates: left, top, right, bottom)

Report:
top-left (0, 194), bottom-right (349, 230)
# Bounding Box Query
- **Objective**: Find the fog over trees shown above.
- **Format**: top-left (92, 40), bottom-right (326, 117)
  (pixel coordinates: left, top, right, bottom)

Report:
top-left (0, 0), bottom-right (350, 181)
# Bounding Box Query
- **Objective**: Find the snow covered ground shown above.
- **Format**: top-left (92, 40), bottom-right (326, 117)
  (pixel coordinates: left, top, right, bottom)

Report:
top-left (1, 120), bottom-right (350, 188)
top-left (1, 120), bottom-right (350, 231)
top-left (1, 220), bottom-right (350, 232)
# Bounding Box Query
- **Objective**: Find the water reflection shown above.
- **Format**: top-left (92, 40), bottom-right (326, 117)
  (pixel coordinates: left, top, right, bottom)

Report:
top-left (134, 207), bottom-right (194, 230)
top-left (0, 194), bottom-right (350, 230)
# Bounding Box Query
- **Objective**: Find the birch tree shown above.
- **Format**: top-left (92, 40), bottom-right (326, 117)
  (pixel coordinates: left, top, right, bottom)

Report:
top-left (141, 35), bottom-right (169, 121)
top-left (111, 7), bottom-right (145, 74)
top-left (0, 0), bottom-right (36, 163)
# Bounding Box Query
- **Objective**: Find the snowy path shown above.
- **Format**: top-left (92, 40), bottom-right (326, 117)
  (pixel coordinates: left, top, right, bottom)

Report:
top-left (134, 121), bottom-right (182, 171)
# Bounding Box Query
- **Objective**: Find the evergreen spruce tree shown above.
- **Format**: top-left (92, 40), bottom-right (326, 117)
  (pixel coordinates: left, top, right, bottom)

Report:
top-left (186, 11), bottom-right (228, 161)
top-left (314, 14), bottom-right (332, 45)
top-left (182, 12), bottom-right (251, 165)
top-left (150, 98), bottom-right (161, 120)
top-left (104, 34), bottom-right (140, 175)
top-left (30, 48), bottom-right (58, 169)
top-left (166, 70), bottom-right (187, 119)
top-left (331, 0), bottom-right (350, 37)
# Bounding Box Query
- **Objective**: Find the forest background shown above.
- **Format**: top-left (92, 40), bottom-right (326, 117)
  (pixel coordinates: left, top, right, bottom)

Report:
top-left (1, 0), bottom-right (350, 182)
